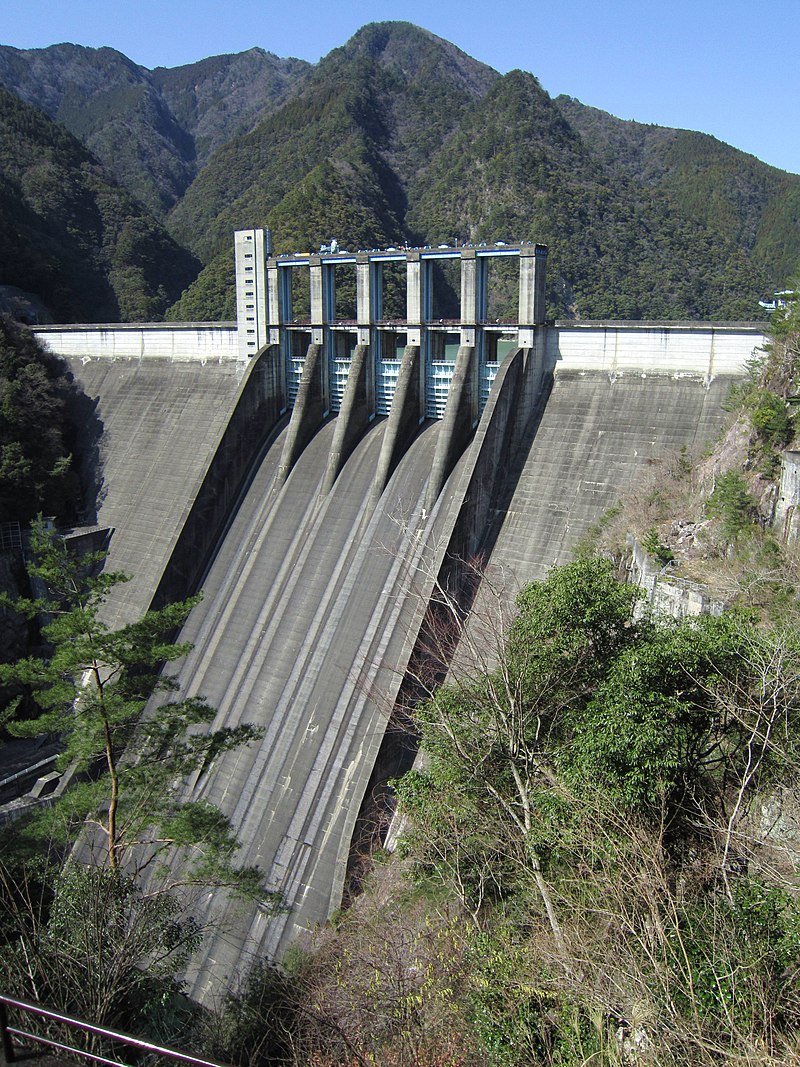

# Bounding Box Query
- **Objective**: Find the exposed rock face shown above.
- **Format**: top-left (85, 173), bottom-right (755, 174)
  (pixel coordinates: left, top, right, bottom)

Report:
top-left (774, 450), bottom-right (800, 545)
top-left (696, 416), bottom-right (753, 491)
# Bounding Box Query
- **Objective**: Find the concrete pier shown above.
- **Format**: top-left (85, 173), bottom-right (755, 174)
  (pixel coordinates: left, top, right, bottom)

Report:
top-left (235, 232), bottom-right (550, 426)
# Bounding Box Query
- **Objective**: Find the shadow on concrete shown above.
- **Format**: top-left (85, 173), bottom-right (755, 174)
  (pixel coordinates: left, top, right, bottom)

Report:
top-left (59, 358), bottom-right (105, 526)
top-left (342, 370), bottom-right (556, 901)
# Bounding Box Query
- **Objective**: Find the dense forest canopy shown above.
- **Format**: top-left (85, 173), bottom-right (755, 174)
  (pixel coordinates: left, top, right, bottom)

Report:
top-left (0, 314), bottom-right (97, 523)
top-left (0, 86), bottom-right (200, 324)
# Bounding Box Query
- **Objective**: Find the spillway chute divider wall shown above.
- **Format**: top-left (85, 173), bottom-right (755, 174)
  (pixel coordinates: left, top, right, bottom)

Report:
top-left (334, 342), bottom-right (549, 905)
top-left (321, 344), bottom-right (372, 497)
top-left (149, 343), bottom-right (285, 612)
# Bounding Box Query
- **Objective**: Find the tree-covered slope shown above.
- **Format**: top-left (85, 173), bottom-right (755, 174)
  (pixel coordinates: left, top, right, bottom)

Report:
top-left (151, 47), bottom-right (311, 171)
top-left (0, 43), bottom-right (311, 218)
top-left (0, 43), bottom-right (196, 216)
top-left (0, 315), bottom-right (97, 522)
top-left (407, 71), bottom-right (772, 319)
top-left (167, 22), bottom-right (497, 264)
top-left (556, 96), bottom-right (800, 291)
top-left (167, 156), bottom-right (404, 322)
top-left (0, 86), bottom-right (200, 322)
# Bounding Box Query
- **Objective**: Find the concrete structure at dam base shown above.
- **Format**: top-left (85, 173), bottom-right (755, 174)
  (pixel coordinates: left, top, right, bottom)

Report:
top-left (30, 234), bottom-right (768, 1000)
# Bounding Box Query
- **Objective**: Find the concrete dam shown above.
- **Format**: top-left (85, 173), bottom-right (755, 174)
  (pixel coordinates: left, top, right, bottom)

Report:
top-left (35, 233), bottom-right (766, 999)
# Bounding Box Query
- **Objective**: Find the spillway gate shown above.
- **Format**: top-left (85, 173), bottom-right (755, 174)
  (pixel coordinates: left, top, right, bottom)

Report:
top-left (235, 231), bottom-right (548, 420)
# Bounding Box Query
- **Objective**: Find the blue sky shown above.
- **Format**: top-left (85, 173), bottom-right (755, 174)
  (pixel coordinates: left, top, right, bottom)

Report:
top-left (4, 0), bottom-right (798, 174)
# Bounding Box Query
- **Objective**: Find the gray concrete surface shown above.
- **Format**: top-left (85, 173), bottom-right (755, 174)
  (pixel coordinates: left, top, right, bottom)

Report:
top-left (275, 343), bottom-right (325, 485)
top-left (170, 415), bottom-right (452, 999)
top-left (66, 358), bottom-right (245, 627)
top-left (482, 370), bottom-right (733, 591)
top-left (372, 344), bottom-right (423, 499)
top-left (321, 344), bottom-right (371, 495)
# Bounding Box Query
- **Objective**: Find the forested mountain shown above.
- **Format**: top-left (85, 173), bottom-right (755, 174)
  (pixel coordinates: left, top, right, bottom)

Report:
top-left (0, 43), bottom-right (195, 217)
top-left (0, 86), bottom-right (199, 322)
top-left (0, 21), bottom-right (798, 323)
top-left (164, 24), bottom-right (499, 319)
top-left (406, 70), bottom-right (769, 319)
top-left (0, 42), bottom-right (310, 216)
top-left (151, 49), bottom-right (312, 175)
top-left (166, 25), bottom-right (496, 266)
top-left (556, 96), bottom-right (800, 292)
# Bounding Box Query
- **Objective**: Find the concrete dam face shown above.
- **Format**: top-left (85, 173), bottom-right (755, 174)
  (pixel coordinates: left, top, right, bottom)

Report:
top-left (61, 341), bottom-right (748, 1001)
top-left (40, 231), bottom-right (766, 1000)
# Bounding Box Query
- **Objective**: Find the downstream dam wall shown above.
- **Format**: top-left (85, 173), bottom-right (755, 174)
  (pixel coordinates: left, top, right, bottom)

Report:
top-left (32, 318), bottom-right (766, 994)
top-left (480, 370), bottom-right (734, 591)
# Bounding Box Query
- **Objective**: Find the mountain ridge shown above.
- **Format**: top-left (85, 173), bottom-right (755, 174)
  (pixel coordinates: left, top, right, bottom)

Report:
top-left (0, 21), bottom-right (797, 323)
top-left (0, 84), bottom-right (199, 322)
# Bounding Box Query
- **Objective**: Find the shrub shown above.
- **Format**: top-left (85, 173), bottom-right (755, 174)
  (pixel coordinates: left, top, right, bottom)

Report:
top-left (706, 471), bottom-right (758, 543)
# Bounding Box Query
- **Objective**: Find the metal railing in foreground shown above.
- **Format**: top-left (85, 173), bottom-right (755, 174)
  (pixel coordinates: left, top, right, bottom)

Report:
top-left (0, 994), bottom-right (229, 1067)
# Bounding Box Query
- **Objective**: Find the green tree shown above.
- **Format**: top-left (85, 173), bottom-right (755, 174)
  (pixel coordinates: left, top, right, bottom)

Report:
top-left (706, 470), bottom-right (759, 543)
top-left (0, 522), bottom-right (271, 1049)
top-left (0, 315), bottom-right (86, 522)
top-left (565, 610), bottom-right (764, 815)
top-left (393, 558), bottom-right (800, 1063)
top-left (0, 521), bottom-right (263, 891)
top-left (0, 857), bottom-right (203, 1041)
top-left (396, 558), bottom-right (640, 941)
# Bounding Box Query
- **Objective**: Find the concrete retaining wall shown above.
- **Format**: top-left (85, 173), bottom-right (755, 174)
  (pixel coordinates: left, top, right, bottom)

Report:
top-left (628, 539), bottom-right (725, 619)
top-left (548, 322), bottom-right (766, 377)
top-left (775, 451), bottom-right (800, 546)
top-left (150, 344), bottom-right (286, 611)
top-left (64, 345), bottom-right (283, 629)
top-left (482, 370), bottom-right (737, 590)
top-left (36, 321), bottom-right (768, 378)
top-left (35, 323), bottom-right (239, 363)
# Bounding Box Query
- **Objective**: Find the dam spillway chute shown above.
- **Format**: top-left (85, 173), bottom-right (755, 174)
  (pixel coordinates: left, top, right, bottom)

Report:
top-left (175, 414), bottom-right (453, 997)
